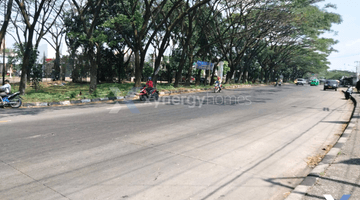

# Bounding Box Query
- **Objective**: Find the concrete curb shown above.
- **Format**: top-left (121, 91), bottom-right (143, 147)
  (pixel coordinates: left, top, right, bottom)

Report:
top-left (21, 84), bottom-right (254, 108)
top-left (285, 94), bottom-right (358, 200)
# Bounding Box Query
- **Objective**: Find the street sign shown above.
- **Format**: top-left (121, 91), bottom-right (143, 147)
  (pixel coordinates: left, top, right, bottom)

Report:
top-left (196, 61), bottom-right (214, 70)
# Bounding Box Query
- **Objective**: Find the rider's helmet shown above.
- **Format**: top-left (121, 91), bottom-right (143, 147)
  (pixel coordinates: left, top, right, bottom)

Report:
top-left (4, 79), bottom-right (10, 83)
top-left (218, 77), bottom-right (221, 80)
top-left (148, 77), bottom-right (152, 80)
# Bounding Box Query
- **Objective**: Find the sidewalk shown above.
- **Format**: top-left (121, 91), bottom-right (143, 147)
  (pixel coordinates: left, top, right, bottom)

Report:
top-left (287, 93), bottom-right (360, 200)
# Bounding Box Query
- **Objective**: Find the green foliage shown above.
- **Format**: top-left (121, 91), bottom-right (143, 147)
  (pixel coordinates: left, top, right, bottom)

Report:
top-left (59, 0), bottom-right (342, 85)
top-left (92, 89), bottom-right (98, 97)
top-left (70, 92), bottom-right (77, 98)
top-left (142, 65), bottom-right (153, 80)
top-left (107, 91), bottom-right (115, 97)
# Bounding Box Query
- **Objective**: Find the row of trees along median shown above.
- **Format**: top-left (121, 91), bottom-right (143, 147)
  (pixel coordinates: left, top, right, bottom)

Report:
top-left (0, 0), bottom-right (341, 94)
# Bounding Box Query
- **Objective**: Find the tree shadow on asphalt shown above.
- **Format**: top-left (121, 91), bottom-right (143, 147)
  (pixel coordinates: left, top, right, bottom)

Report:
top-left (321, 121), bottom-right (349, 124)
top-left (338, 158), bottom-right (360, 165)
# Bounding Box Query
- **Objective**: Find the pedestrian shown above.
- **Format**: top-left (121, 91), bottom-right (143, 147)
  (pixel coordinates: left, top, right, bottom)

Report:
top-left (0, 80), bottom-right (11, 96)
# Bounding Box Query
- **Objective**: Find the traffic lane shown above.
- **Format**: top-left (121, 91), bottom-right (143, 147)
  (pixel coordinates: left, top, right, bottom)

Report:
top-left (0, 85), bottom-right (353, 200)
top-left (112, 87), bottom-right (352, 199)
top-left (0, 85), bottom-right (303, 162)
top-left (0, 85), bottom-right (346, 173)
top-left (0, 86), bottom-right (268, 163)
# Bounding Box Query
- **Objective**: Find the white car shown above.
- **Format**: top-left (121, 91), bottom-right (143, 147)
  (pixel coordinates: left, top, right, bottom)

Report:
top-left (296, 78), bottom-right (307, 85)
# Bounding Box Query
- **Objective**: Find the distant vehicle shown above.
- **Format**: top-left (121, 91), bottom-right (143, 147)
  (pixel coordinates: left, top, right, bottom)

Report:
top-left (324, 80), bottom-right (339, 91)
top-left (310, 79), bottom-right (319, 86)
top-left (296, 78), bottom-right (306, 85)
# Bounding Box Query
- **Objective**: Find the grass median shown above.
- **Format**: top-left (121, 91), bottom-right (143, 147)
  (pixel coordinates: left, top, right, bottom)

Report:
top-left (10, 81), bottom-right (255, 103)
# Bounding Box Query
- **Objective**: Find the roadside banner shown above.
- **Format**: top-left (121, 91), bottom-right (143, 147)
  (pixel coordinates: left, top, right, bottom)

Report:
top-left (196, 61), bottom-right (214, 70)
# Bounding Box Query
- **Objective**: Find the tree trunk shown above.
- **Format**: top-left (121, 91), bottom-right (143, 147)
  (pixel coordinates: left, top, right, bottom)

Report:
top-left (174, 53), bottom-right (187, 88)
top-left (265, 69), bottom-right (269, 83)
top-left (225, 68), bottom-right (234, 84)
top-left (185, 55), bottom-right (194, 86)
top-left (88, 46), bottom-right (98, 94)
top-left (210, 63), bottom-right (217, 85)
top-left (118, 53), bottom-right (124, 83)
top-left (0, 0), bottom-right (13, 49)
top-left (204, 69), bottom-right (209, 86)
top-left (195, 69), bottom-right (201, 86)
top-left (19, 35), bottom-right (35, 95)
top-left (242, 65), bottom-right (248, 83)
top-left (134, 50), bottom-right (144, 87)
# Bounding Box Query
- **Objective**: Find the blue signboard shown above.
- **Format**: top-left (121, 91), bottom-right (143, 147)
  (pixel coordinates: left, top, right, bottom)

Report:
top-left (196, 61), bottom-right (214, 70)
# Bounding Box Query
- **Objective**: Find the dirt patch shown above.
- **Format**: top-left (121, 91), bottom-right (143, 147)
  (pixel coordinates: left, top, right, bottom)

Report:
top-left (283, 192), bottom-right (291, 198)
top-left (306, 145), bottom-right (333, 167)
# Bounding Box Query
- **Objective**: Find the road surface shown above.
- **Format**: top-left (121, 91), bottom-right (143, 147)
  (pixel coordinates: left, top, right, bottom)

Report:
top-left (0, 84), bottom-right (353, 200)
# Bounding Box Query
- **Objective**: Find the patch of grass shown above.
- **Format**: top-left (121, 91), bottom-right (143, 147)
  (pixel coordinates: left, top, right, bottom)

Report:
top-left (13, 81), bottom-right (263, 103)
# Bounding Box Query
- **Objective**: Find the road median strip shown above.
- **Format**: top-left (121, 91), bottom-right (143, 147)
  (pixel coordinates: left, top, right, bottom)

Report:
top-left (20, 84), bottom-right (258, 108)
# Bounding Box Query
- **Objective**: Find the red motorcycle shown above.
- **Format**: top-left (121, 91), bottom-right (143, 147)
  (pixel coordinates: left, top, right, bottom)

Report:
top-left (139, 84), bottom-right (159, 101)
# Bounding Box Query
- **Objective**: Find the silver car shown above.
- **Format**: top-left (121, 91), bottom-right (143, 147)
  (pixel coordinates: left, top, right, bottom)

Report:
top-left (296, 78), bottom-right (307, 85)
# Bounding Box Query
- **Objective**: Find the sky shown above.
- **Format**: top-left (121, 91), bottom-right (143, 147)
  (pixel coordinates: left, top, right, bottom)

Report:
top-left (317, 0), bottom-right (360, 72)
top-left (3, 0), bottom-right (360, 72)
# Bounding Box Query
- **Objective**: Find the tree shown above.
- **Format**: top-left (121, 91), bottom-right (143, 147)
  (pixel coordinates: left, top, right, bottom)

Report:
top-left (11, 0), bottom-right (65, 94)
top-left (0, 0), bottom-right (13, 49)
top-left (70, 0), bottom-right (105, 93)
top-left (41, 4), bottom-right (68, 81)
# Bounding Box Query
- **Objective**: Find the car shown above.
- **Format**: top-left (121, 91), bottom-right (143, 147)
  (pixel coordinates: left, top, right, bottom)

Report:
top-left (296, 78), bottom-right (307, 85)
top-left (310, 79), bottom-right (319, 86)
top-left (324, 80), bottom-right (339, 91)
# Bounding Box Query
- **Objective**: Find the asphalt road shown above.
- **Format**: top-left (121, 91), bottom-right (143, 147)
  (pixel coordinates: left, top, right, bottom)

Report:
top-left (0, 84), bottom-right (353, 200)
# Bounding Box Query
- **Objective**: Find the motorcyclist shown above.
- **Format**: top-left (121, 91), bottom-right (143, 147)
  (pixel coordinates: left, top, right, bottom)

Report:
top-left (215, 77), bottom-right (222, 91)
top-left (0, 80), bottom-right (11, 96)
top-left (146, 77), bottom-right (153, 95)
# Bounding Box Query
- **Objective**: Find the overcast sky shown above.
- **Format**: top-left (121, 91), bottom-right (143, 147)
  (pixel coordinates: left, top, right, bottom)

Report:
top-left (3, 0), bottom-right (360, 72)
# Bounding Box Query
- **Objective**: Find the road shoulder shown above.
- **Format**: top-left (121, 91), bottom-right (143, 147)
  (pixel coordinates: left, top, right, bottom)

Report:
top-left (286, 93), bottom-right (359, 200)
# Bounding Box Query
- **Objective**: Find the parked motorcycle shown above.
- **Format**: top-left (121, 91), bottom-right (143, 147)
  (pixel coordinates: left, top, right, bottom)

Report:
top-left (139, 85), bottom-right (159, 101)
top-left (214, 82), bottom-right (222, 93)
top-left (0, 92), bottom-right (22, 108)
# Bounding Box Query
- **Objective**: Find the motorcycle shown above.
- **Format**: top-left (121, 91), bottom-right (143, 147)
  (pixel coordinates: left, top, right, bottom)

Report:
top-left (0, 92), bottom-right (22, 108)
top-left (139, 85), bottom-right (159, 101)
top-left (214, 82), bottom-right (222, 93)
